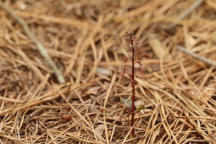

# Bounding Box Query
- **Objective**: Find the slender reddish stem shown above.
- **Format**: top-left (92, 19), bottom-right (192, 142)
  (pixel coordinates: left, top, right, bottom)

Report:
top-left (129, 34), bottom-right (135, 137)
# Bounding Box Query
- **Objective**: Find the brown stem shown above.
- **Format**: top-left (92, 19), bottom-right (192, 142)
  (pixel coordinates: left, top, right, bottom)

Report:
top-left (129, 34), bottom-right (135, 137)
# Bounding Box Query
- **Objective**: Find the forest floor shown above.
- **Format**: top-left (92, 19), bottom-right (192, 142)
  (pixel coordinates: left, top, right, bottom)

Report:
top-left (0, 0), bottom-right (216, 143)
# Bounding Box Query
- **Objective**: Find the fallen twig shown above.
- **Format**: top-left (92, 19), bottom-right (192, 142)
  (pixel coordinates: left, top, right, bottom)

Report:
top-left (170, 0), bottom-right (204, 28)
top-left (0, 4), bottom-right (65, 84)
top-left (177, 46), bottom-right (216, 68)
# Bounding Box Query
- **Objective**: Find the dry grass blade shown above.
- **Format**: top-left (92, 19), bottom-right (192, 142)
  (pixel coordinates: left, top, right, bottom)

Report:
top-left (104, 74), bottom-right (116, 108)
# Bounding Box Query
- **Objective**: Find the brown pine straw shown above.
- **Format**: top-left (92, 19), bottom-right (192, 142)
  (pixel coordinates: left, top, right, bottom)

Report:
top-left (0, 0), bottom-right (216, 143)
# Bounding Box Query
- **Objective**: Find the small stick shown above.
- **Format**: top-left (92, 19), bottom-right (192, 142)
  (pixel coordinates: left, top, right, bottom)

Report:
top-left (170, 0), bottom-right (204, 28)
top-left (0, 4), bottom-right (65, 84)
top-left (177, 46), bottom-right (216, 68)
